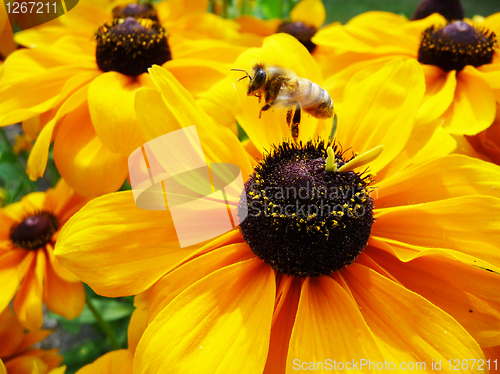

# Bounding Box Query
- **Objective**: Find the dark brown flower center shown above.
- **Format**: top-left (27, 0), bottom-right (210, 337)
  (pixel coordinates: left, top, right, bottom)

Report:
top-left (238, 140), bottom-right (374, 277)
top-left (277, 21), bottom-right (317, 53)
top-left (95, 17), bottom-right (171, 77)
top-left (112, 2), bottom-right (158, 22)
top-left (412, 0), bottom-right (464, 21)
top-left (10, 211), bottom-right (59, 250)
top-left (418, 21), bottom-right (498, 72)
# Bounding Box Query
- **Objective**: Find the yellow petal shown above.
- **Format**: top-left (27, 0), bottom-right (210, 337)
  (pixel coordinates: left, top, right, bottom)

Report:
top-left (88, 72), bottom-right (147, 157)
top-left (287, 275), bottom-right (385, 373)
top-left (376, 154), bottom-right (500, 208)
top-left (138, 67), bottom-right (253, 176)
top-left (53, 101), bottom-right (128, 197)
top-left (416, 65), bottom-right (456, 124)
top-left (134, 258), bottom-right (275, 374)
top-left (54, 191), bottom-right (197, 297)
top-left (344, 263), bottom-right (485, 364)
top-left (442, 70), bottom-right (496, 135)
top-left (148, 242), bottom-right (254, 321)
top-left (336, 59), bottom-right (425, 173)
top-left (27, 84), bottom-right (90, 181)
top-left (377, 120), bottom-right (457, 178)
top-left (0, 250), bottom-right (27, 313)
top-left (165, 58), bottom-right (228, 97)
top-left (76, 350), bottom-right (132, 374)
top-left (290, 0), bottom-right (326, 29)
top-left (373, 196), bottom-right (500, 269)
top-left (366, 245), bottom-right (500, 347)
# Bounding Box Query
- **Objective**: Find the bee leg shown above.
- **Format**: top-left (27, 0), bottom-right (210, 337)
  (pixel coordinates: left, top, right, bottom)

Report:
top-left (291, 102), bottom-right (301, 143)
top-left (286, 110), bottom-right (293, 127)
top-left (259, 104), bottom-right (272, 119)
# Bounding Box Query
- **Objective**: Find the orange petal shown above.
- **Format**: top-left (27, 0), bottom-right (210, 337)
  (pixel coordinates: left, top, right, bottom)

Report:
top-left (287, 275), bottom-right (385, 373)
top-left (75, 350), bottom-right (132, 374)
top-left (375, 154), bottom-right (500, 208)
top-left (4, 355), bottom-right (47, 374)
top-left (442, 70), bottom-right (496, 135)
top-left (373, 196), bottom-right (500, 269)
top-left (13, 250), bottom-right (45, 330)
top-left (43, 250), bottom-right (85, 320)
top-left (263, 276), bottom-right (301, 374)
top-left (336, 59), bottom-right (425, 173)
top-left (366, 245), bottom-right (500, 347)
top-left (148, 242), bottom-right (254, 321)
top-left (344, 263), bottom-right (484, 363)
top-left (88, 72), bottom-right (147, 157)
top-left (0, 308), bottom-right (24, 357)
top-left (134, 258), bottom-right (275, 374)
top-left (468, 62), bottom-right (500, 103)
top-left (53, 101), bottom-right (128, 197)
top-left (54, 191), bottom-right (197, 297)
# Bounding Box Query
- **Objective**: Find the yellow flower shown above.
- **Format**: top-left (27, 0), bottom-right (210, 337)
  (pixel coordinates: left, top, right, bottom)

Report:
top-left (235, 0), bottom-right (331, 53)
top-left (55, 35), bottom-right (500, 371)
top-left (313, 11), bottom-right (500, 136)
top-left (0, 307), bottom-right (65, 374)
top-left (0, 179), bottom-right (88, 330)
top-left (0, 1), bottom-right (245, 197)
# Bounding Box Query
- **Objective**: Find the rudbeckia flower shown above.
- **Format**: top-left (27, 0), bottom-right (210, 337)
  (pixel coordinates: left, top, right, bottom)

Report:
top-left (0, 307), bottom-right (65, 374)
top-left (54, 35), bottom-right (500, 372)
top-left (313, 8), bottom-right (500, 137)
top-left (235, 0), bottom-right (330, 53)
top-left (0, 179), bottom-right (88, 330)
top-left (0, 1), bottom-right (246, 197)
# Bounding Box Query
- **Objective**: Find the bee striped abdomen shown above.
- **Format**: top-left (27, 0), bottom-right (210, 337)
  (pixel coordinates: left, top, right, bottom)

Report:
top-left (299, 79), bottom-right (334, 119)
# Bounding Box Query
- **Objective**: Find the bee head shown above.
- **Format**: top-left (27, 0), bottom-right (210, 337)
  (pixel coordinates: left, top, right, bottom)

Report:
top-left (248, 65), bottom-right (267, 94)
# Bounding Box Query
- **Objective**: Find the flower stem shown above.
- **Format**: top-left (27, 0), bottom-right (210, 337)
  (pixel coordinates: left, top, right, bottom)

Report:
top-left (85, 297), bottom-right (122, 350)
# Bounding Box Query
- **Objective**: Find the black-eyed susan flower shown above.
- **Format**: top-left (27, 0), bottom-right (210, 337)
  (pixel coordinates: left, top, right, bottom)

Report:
top-left (235, 0), bottom-right (330, 53)
top-left (0, 179), bottom-right (88, 330)
top-left (54, 35), bottom-right (500, 372)
top-left (0, 0), bottom-right (247, 197)
top-left (0, 307), bottom-right (65, 374)
top-left (313, 7), bottom-right (500, 137)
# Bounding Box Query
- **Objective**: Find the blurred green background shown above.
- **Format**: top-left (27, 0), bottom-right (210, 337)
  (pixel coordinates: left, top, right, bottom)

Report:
top-left (322, 0), bottom-right (500, 24)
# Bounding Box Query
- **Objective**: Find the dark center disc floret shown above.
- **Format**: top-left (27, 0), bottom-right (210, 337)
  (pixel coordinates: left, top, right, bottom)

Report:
top-left (418, 21), bottom-right (498, 72)
top-left (238, 140), bottom-right (374, 277)
top-left (10, 211), bottom-right (59, 250)
top-left (112, 2), bottom-right (158, 21)
top-left (277, 21), bottom-right (317, 53)
top-left (411, 0), bottom-right (464, 21)
top-left (95, 17), bottom-right (171, 77)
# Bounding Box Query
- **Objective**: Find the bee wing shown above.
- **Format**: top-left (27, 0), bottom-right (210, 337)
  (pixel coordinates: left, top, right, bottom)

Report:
top-left (271, 80), bottom-right (300, 110)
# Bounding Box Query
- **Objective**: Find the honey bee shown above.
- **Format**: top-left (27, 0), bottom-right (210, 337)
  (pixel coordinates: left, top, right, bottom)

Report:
top-left (232, 63), bottom-right (334, 142)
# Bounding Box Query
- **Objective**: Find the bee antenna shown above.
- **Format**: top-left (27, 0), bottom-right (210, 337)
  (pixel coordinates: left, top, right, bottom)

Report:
top-left (231, 68), bottom-right (251, 82)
